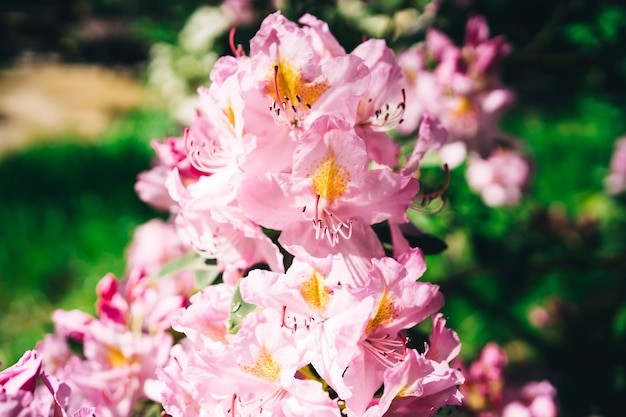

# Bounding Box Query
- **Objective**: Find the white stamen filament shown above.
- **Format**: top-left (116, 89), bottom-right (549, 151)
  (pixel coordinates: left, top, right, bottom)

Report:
top-left (236, 387), bottom-right (287, 416)
top-left (185, 127), bottom-right (232, 173)
top-left (302, 201), bottom-right (353, 247)
top-left (362, 334), bottom-right (407, 368)
top-left (365, 88), bottom-right (406, 131)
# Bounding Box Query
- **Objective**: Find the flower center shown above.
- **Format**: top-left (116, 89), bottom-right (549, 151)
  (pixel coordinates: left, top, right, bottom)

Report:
top-left (107, 345), bottom-right (133, 368)
top-left (361, 88), bottom-right (406, 131)
top-left (266, 61), bottom-right (329, 128)
top-left (365, 291), bottom-right (397, 335)
top-left (240, 347), bottom-right (281, 382)
top-left (299, 270), bottom-right (330, 313)
top-left (309, 152), bottom-right (350, 201)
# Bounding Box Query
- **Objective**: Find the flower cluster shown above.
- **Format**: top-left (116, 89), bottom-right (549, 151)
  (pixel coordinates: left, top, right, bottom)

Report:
top-left (0, 350), bottom-right (94, 417)
top-left (137, 11), bottom-right (463, 417)
top-left (2, 9), bottom-right (549, 417)
top-left (397, 16), bottom-right (530, 206)
top-left (30, 219), bottom-right (196, 417)
top-left (456, 343), bottom-right (558, 417)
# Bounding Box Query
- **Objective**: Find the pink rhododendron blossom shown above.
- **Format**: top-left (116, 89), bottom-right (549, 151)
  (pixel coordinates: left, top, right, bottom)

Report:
top-left (367, 348), bottom-right (464, 417)
top-left (403, 112), bottom-right (448, 175)
top-left (126, 218), bottom-right (192, 277)
top-left (605, 136), bottom-right (626, 195)
top-left (25, 11), bottom-right (472, 417)
top-left (459, 343), bottom-right (558, 417)
top-left (135, 136), bottom-right (204, 211)
top-left (342, 254), bottom-right (445, 416)
top-left (398, 15), bottom-right (516, 174)
top-left (466, 148), bottom-right (530, 206)
top-left (241, 258), bottom-right (375, 398)
top-left (0, 351), bottom-right (42, 396)
top-left (502, 381), bottom-right (558, 417)
top-left (58, 320), bottom-right (172, 417)
top-left (161, 308), bottom-right (340, 417)
top-left (49, 309), bottom-right (95, 342)
top-left (238, 115), bottom-right (418, 260)
top-left (169, 165), bottom-right (284, 283)
top-left (171, 283), bottom-right (234, 347)
top-left (222, 0), bottom-right (255, 26)
top-left (238, 12), bottom-right (370, 174)
top-left (0, 350), bottom-right (95, 417)
top-left (155, 341), bottom-right (202, 417)
top-left (298, 14), bottom-right (346, 60)
top-left (185, 56), bottom-right (247, 175)
top-left (351, 39), bottom-right (406, 166)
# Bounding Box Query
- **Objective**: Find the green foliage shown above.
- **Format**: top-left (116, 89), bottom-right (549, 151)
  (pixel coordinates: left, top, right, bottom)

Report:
top-left (0, 109), bottom-right (177, 367)
top-left (227, 283), bottom-right (257, 335)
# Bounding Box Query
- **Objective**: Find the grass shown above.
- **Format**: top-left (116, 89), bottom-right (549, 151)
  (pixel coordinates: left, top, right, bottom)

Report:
top-left (0, 108), bottom-right (178, 366)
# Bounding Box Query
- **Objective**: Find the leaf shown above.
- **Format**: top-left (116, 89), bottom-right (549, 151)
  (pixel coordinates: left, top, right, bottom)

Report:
top-left (372, 221), bottom-right (448, 255)
top-left (226, 282), bottom-right (257, 334)
top-left (152, 252), bottom-right (221, 290)
top-left (156, 252), bottom-right (206, 279)
top-left (407, 233), bottom-right (448, 255)
top-left (194, 266), bottom-right (221, 289)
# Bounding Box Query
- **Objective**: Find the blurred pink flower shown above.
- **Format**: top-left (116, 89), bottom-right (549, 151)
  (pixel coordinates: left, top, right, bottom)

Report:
top-left (605, 136), bottom-right (626, 195)
top-left (458, 343), bottom-right (558, 417)
top-left (466, 149), bottom-right (530, 206)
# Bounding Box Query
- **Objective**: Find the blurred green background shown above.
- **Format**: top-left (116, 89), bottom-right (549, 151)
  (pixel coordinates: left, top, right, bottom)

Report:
top-left (1, 1), bottom-right (625, 416)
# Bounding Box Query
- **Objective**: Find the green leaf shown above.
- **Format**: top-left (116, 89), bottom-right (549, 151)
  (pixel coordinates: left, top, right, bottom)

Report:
top-left (372, 221), bottom-right (448, 255)
top-left (226, 283), bottom-right (257, 334)
top-left (194, 266), bottom-right (221, 289)
top-left (156, 252), bottom-right (204, 279)
top-left (409, 233), bottom-right (448, 255)
top-left (152, 251), bottom-right (221, 290)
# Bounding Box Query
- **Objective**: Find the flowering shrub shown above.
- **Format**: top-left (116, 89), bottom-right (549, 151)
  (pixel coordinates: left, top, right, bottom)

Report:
top-left (457, 343), bottom-right (558, 417)
top-left (1, 7), bottom-right (566, 417)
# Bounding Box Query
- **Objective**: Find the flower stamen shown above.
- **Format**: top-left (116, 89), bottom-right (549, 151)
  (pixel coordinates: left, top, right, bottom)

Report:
top-left (366, 88), bottom-right (406, 131)
top-left (362, 333), bottom-right (408, 368)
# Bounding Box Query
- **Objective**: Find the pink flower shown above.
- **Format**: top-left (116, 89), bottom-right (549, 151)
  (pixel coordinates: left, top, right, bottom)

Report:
top-left (185, 56), bottom-right (247, 176)
top-left (351, 39), bottom-right (406, 167)
top-left (59, 320), bottom-right (172, 417)
top-left (135, 136), bottom-right (203, 211)
top-left (164, 308), bottom-right (340, 417)
top-left (459, 343), bottom-right (558, 417)
top-left (238, 12), bottom-right (370, 174)
top-left (367, 350), bottom-right (464, 417)
top-left (402, 112), bottom-right (448, 175)
top-left (398, 15), bottom-right (515, 168)
top-left (171, 283), bottom-right (234, 347)
top-left (156, 341), bottom-right (202, 417)
top-left (238, 115), bottom-right (418, 264)
top-left (0, 351), bottom-right (42, 396)
top-left (342, 254), bottom-right (445, 416)
top-left (240, 258), bottom-right (375, 398)
top-left (605, 136), bottom-right (626, 194)
top-left (466, 148), bottom-right (530, 206)
top-left (502, 381), bottom-right (558, 417)
top-left (0, 350), bottom-right (94, 417)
